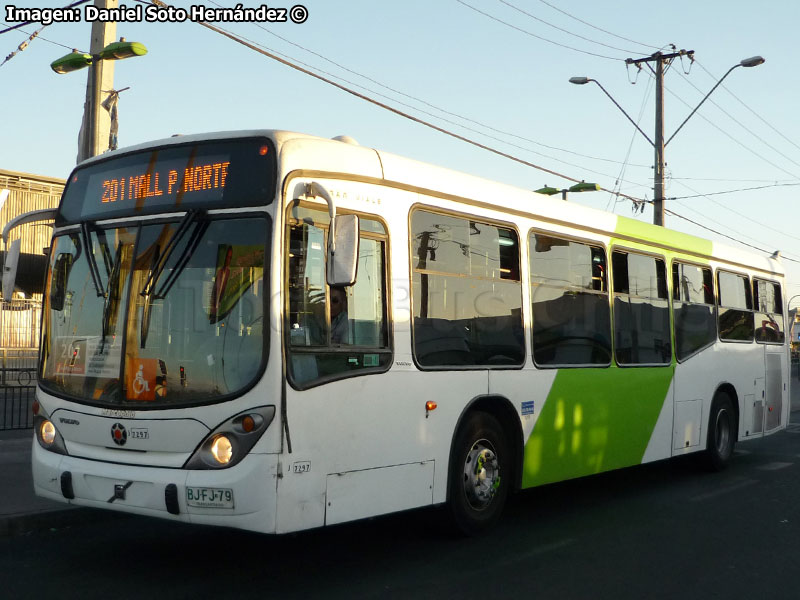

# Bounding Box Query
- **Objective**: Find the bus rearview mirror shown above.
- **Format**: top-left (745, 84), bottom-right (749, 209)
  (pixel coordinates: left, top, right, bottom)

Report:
top-left (327, 214), bottom-right (359, 287)
top-left (50, 253), bottom-right (74, 311)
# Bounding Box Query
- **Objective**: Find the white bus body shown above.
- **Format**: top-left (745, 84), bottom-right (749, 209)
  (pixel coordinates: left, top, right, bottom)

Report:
top-left (31, 130), bottom-right (788, 534)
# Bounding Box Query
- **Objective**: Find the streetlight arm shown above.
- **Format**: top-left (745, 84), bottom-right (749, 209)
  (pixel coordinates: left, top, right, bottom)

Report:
top-left (665, 64), bottom-right (739, 146)
top-left (585, 79), bottom-right (654, 146)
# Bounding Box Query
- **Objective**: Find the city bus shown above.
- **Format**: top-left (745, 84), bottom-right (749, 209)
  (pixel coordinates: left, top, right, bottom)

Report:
top-left (29, 130), bottom-right (789, 535)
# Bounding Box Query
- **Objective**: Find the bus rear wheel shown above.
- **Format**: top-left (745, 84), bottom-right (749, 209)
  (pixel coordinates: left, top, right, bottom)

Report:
top-left (448, 412), bottom-right (510, 535)
top-left (703, 391), bottom-right (736, 471)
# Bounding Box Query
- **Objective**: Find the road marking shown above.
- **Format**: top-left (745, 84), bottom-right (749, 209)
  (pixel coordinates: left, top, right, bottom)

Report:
top-left (757, 462), bottom-right (793, 471)
top-left (691, 479), bottom-right (758, 502)
top-left (490, 538), bottom-right (575, 569)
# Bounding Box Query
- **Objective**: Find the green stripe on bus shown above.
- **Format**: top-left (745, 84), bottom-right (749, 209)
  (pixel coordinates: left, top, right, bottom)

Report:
top-left (614, 215), bottom-right (713, 256)
top-left (522, 366), bottom-right (674, 488)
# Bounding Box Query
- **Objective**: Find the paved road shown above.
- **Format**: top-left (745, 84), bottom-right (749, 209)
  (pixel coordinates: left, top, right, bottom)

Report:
top-left (3, 426), bottom-right (800, 600)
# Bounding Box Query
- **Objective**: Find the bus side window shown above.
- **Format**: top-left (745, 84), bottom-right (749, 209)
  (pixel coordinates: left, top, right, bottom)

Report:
top-left (753, 279), bottom-right (784, 344)
top-left (410, 210), bottom-right (524, 368)
top-left (529, 233), bottom-right (611, 366)
top-left (612, 251), bottom-right (671, 365)
top-left (717, 271), bottom-right (754, 342)
top-left (672, 262), bottom-right (716, 361)
top-left (286, 205), bottom-right (391, 387)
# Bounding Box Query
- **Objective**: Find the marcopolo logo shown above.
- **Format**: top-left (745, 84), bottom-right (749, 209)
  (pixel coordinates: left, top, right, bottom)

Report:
top-left (111, 423), bottom-right (127, 446)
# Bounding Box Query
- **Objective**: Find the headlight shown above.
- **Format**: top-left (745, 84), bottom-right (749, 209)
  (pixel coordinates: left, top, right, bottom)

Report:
top-left (34, 415), bottom-right (68, 455)
top-left (210, 435), bottom-right (233, 465)
top-left (184, 406), bottom-right (275, 470)
top-left (40, 420), bottom-right (56, 445)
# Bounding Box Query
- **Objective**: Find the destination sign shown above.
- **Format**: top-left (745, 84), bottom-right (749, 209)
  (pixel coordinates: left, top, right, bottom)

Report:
top-left (58, 138), bottom-right (276, 224)
top-left (96, 159), bottom-right (230, 204)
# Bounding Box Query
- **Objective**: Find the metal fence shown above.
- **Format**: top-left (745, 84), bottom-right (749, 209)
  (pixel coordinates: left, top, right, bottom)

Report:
top-left (0, 299), bottom-right (40, 430)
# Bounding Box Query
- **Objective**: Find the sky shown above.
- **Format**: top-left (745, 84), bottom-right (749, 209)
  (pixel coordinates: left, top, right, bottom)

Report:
top-left (3, 0), bottom-right (800, 297)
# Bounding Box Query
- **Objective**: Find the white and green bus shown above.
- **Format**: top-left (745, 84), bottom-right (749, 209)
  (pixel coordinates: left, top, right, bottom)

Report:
top-left (30, 130), bottom-right (788, 534)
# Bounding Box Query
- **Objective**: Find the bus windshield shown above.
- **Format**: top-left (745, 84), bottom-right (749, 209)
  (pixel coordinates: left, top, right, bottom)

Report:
top-left (40, 216), bottom-right (269, 407)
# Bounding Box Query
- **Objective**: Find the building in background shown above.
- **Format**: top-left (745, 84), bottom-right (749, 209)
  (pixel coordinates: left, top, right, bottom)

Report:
top-left (0, 169), bottom-right (63, 350)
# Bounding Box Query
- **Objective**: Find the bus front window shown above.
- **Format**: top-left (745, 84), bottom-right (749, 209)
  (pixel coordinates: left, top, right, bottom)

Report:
top-left (41, 217), bottom-right (268, 407)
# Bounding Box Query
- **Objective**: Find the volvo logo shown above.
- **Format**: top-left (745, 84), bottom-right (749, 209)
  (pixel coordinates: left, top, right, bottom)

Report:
top-left (111, 423), bottom-right (127, 446)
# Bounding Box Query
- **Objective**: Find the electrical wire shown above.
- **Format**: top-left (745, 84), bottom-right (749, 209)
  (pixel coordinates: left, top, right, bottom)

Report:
top-left (0, 0), bottom-right (92, 35)
top-left (535, 0), bottom-right (660, 52)
top-left (146, 0), bottom-right (800, 265)
top-left (203, 0), bottom-right (650, 170)
top-left (148, 0), bottom-right (651, 206)
top-left (667, 182), bottom-right (800, 200)
top-left (695, 59), bottom-right (800, 156)
top-left (665, 206), bottom-right (800, 263)
top-left (608, 68), bottom-right (655, 212)
top-left (675, 68), bottom-right (800, 172)
top-left (204, 23), bottom-right (651, 189)
top-left (662, 81), bottom-right (800, 181)
top-left (455, 0), bottom-right (625, 61)
top-left (0, 21), bottom-right (78, 52)
top-left (497, 0), bottom-right (642, 54)
top-left (1, 25), bottom-right (45, 67)
top-left (670, 181), bottom-right (800, 244)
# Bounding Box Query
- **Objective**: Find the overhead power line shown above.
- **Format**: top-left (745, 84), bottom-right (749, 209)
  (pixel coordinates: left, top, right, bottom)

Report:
top-left (535, 0), bottom-right (660, 52)
top-left (661, 80), bottom-right (800, 181)
top-left (667, 182), bottom-right (800, 200)
top-left (0, 0), bottom-right (92, 35)
top-left (455, 0), bottom-right (624, 61)
top-left (695, 59), bottom-right (800, 157)
top-left (665, 207), bottom-right (800, 263)
top-left (148, 0), bottom-right (636, 193)
top-left (497, 0), bottom-right (642, 54)
top-left (205, 0), bottom-right (650, 170)
top-left (675, 68), bottom-right (800, 172)
top-left (151, 0), bottom-right (797, 263)
top-left (0, 21), bottom-right (77, 52)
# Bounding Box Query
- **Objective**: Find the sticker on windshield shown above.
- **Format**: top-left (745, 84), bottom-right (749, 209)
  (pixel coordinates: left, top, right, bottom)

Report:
top-left (125, 358), bottom-right (158, 401)
top-left (55, 337), bottom-right (87, 375)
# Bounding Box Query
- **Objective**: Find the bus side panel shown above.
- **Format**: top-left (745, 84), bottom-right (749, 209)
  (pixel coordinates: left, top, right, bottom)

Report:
top-left (516, 366), bottom-right (674, 488)
top-left (275, 370), bottom-right (487, 533)
top-left (674, 343), bottom-right (765, 452)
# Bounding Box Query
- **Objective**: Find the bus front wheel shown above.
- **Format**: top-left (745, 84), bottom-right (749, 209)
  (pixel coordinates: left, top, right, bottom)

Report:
top-left (448, 411), bottom-right (510, 535)
top-left (703, 391), bottom-right (736, 471)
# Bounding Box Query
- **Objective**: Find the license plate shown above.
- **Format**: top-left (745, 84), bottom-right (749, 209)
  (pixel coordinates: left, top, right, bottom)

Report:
top-left (185, 487), bottom-right (234, 509)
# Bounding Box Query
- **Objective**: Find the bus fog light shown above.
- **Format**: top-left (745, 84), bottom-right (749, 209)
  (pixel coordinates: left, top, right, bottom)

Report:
top-left (210, 435), bottom-right (233, 464)
top-left (41, 420), bottom-right (56, 445)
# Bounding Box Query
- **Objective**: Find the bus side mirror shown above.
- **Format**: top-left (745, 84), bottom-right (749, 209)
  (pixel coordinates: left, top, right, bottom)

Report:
top-left (326, 214), bottom-right (359, 287)
top-left (2, 238), bottom-right (21, 302)
top-left (50, 253), bottom-right (74, 311)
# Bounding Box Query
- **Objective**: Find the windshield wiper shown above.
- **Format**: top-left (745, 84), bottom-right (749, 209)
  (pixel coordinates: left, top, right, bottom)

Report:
top-left (80, 222), bottom-right (105, 298)
top-left (140, 209), bottom-right (204, 298)
top-left (100, 242), bottom-right (123, 353)
top-left (140, 209), bottom-right (208, 348)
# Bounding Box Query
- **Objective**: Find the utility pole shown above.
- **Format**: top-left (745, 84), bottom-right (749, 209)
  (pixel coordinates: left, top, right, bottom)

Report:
top-left (625, 50), bottom-right (693, 227)
top-left (77, 0), bottom-right (118, 162)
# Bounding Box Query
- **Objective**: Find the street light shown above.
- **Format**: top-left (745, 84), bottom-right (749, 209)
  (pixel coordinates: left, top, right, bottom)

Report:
top-left (51, 38), bottom-right (147, 161)
top-left (535, 180), bottom-right (600, 201)
top-left (570, 55), bottom-right (764, 226)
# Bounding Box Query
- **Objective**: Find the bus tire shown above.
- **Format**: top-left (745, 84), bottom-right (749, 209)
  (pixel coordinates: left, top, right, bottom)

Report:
top-left (703, 391), bottom-right (736, 471)
top-left (448, 411), bottom-right (510, 535)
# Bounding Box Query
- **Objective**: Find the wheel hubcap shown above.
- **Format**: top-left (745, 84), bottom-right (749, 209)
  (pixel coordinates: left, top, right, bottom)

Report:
top-left (715, 409), bottom-right (731, 454)
top-left (463, 439), bottom-right (500, 511)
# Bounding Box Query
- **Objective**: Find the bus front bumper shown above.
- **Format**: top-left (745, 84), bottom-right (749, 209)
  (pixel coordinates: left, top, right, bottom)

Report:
top-left (31, 441), bottom-right (280, 533)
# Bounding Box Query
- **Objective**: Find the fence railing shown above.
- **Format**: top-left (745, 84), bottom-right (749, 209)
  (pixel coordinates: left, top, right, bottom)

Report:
top-left (0, 299), bottom-right (40, 430)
